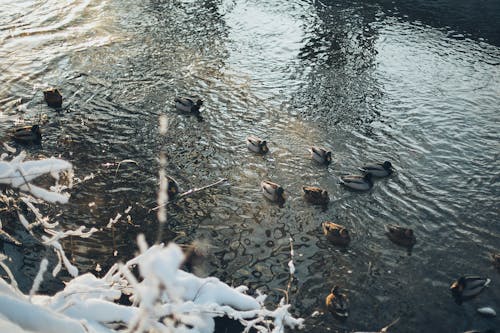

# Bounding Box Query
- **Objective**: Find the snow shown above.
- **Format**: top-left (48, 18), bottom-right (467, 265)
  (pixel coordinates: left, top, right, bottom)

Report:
top-left (0, 152), bottom-right (304, 333)
top-left (0, 152), bottom-right (72, 203)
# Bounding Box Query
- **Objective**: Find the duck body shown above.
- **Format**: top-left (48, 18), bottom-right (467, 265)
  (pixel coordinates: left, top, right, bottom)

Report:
top-left (339, 173), bottom-right (373, 191)
top-left (326, 286), bottom-right (349, 319)
top-left (359, 161), bottom-right (394, 177)
top-left (385, 224), bottom-right (416, 247)
top-left (260, 180), bottom-right (285, 204)
top-left (450, 275), bottom-right (491, 304)
top-left (322, 222), bottom-right (350, 246)
top-left (246, 135), bottom-right (269, 154)
top-left (43, 88), bottom-right (63, 108)
top-left (309, 146), bottom-right (332, 165)
top-left (302, 186), bottom-right (329, 205)
top-left (174, 97), bottom-right (203, 116)
top-left (12, 125), bottom-right (42, 144)
top-left (167, 176), bottom-right (180, 201)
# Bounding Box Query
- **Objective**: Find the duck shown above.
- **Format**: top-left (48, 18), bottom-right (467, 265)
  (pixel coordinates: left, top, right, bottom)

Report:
top-left (43, 88), bottom-right (63, 108)
top-left (246, 135), bottom-right (269, 154)
top-left (339, 173), bottom-right (373, 191)
top-left (309, 146), bottom-right (332, 165)
top-left (450, 275), bottom-right (491, 304)
top-left (167, 176), bottom-right (180, 201)
top-left (174, 97), bottom-right (203, 116)
top-left (491, 252), bottom-right (500, 270)
top-left (359, 161), bottom-right (394, 177)
top-left (322, 222), bottom-right (350, 246)
top-left (302, 186), bottom-right (329, 205)
top-left (385, 224), bottom-right (416, 247)
top-left (325, 286), bottom-right (349, 319)
top-left (260, 180), bottom-right (286, 204)
top-left (11, 125), bottom-right (42, 144)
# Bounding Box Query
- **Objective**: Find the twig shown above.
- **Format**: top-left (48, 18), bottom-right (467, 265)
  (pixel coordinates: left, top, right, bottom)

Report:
top-left (0, 229), bottom-right (22, 246)
top-left (151, 178), bottom-right (228, 211)
top-left (285, 237), bottom-right (295, 304)
top-left (178, 177), bottom-right (228, 198)
top-left (113, 159), bottom-right (139, 178)
top-left (380, 317), bottom-right (400, 333)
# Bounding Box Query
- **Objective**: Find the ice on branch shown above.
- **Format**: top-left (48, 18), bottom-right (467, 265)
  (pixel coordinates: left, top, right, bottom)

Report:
top-left (0, 237), bottom-right (304, 333)
top-left (0, 151), bottom-right (72, 203)
top-left (0, 152), bottom-right (304, 333)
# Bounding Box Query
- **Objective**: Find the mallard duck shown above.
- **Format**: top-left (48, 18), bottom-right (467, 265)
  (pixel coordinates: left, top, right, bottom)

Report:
top-left (385, 224), bottom-right (416, 247)
top-left (12, 125), bottom-right (42, 144)
top-left (491, 252), bottom-right (500, 270)
top-left (309, 146), bottom-right (332, 165)
top-left (325, 286), bottom-right (348, 319)
top-left (246, 135), bottom-right (269, 154)
top-left (450, 275), bottom-right (491, 304)
top-left (167, 176), bottom-right (179, 201)
top-left (302, 186), bottom-right (329, 205)
top-left (261, 180), bottom-right (286, 204)
top-left (359, 161), bottom-right (394, 177)
top-left (43, 88), bottom-right (63, 108)
top-left (174, 97), bottom-right (203, 116)
top-left (322, 222), bottom-right (350, 246)
top-left (339, 173), bottom-right (373, 191)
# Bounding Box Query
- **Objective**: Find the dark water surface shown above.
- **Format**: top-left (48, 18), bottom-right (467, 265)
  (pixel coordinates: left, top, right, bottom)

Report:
top-left (1, 0), bottom-right (499, 332)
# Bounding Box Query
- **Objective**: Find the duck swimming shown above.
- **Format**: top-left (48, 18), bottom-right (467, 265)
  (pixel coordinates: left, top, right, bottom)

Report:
top-left (309, 146), bottom-right (332, 165)
top-left (385, 224), bottom-right (416, 247)
top-left (339, 173), bottom-right (373, 191)
top-left (43, 88), bottom-right (63, 108)
top-left (450, 275), bottom-right (491, 304)
top-left (12, 125), bottom-right (42, 144)
top-left (174, 97), bottom-right (203, 116)
top-left (302, 186), bottom-right (329, 205)
top-left (246, 135), bottom-right (269, 154)
top-left (326, 286), bottom-right (349, 319)
top-left (359, 161), bottom-right (394, 177)
top-left (167, 176), bottom-right (180, 201)
top-left (260, 180), bottom-right (286, 204)
top-left (322, 222), bottom-right (350, 246)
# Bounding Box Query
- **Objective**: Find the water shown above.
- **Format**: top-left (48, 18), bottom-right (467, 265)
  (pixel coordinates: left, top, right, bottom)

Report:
top-left (1, 0), bottom-right (499, 332)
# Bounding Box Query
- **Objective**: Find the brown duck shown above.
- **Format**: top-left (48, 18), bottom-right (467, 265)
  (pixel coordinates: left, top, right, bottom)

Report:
top-left (385, 224), bottom-right (416, 247)
top-left (12, 125), bottom-right (42, 144)
top-left (322, 222), bottom-right (350, 246)
top-left (326, 286), bottom-right (348, 319)
top-left (302, 186), bottom-right (329, 205)
top-left (43, 88), bottom-right (63, 108)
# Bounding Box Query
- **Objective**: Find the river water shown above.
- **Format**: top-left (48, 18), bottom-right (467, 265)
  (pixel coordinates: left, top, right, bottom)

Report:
top-left (0, 0), bottom-right (499, 332)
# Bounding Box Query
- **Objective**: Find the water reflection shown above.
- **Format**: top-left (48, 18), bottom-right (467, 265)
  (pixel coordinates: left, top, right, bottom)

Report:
top-left (0, 0), bottom-right (499, 332)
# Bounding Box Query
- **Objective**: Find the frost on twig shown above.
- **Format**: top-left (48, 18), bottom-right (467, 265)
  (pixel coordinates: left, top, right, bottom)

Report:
top-left (0, 151), bottom-right (304, 333)
top-left (0, 151), bottom-right (97, 278)
top-left (0, 151), bottom-right (72, 203)
top-left (0, 236), bottom-right (304, 333)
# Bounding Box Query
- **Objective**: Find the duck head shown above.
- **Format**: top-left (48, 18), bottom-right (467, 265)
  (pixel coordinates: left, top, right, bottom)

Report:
top-left (325, 151), bottom-right (332, 164)
top-left (260, 140), bottom-right (269, 153)
top-left (31, 124), bottom-right (41, 136)
top-left (275, 186), bottom-right (285, 200)
top-left (167, 176), bottom-right (179, 201)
